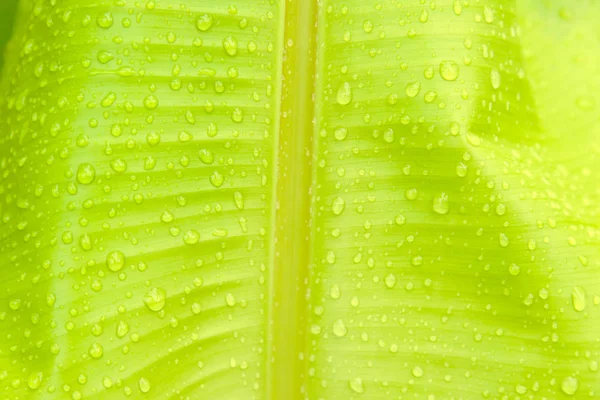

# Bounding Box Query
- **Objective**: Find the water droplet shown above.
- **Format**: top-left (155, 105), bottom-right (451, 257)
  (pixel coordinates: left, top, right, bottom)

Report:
top-left (336, 82), bottom-right (353, 105)
top-left (234, 191), bottom-right (244, 210)
top-left (27, 372), bottom-right (43, 390)
top-left (89, 343), bottom-right (104, 359)
top-left (77, 163), bottom-right (96, 184)
top-left (384, 274), bottom-right (397, 288)
top-left (561, 376), bottom-right (578, 396)
top-left (508, 264), bottom-right (520, 276)
top-left (483, 5), bottom-right (494, 23)
top-left (572, 286), bottom-right (586, 312)
top-left (147, 132), bottom-right (161, 146)
top-left (349, 377), bottom-right (365, 394)
top-left (383, 128), bottom-right (395, 143)
top-left (231, 107), bottom-right (244, 123)
top-left (210, 171), bottom-right (225, 187)
top-left (138, 377), bottom-right (151, 393)
top-left (223, 36), bottom-right (238, 56)
top-left (144, 95), bottom-right (159, 110)
top-left (439, 60), bottom-right (459, 81)
top-left (110, 158), bottom-right (127, 173)
top-left (412, 366), bottom-right (424, 378)
top-left (405, 188), bottom-right (418, 200)
top-left (9, 298), bottom-right (21, 310)
top-left (456, 162), bottom-right (468, 177)
top-left (424, 91), bottom-right (437, 103)
top-left (199, 149), bottom-right (215, 164)
top-left (333, 319), bottom-right (347, 337)
top-left (334, 127), bottom-right (348, 141)
top-left (106, 251), bottom-right (125, 272)
top-left (499, 233), bottom-right (510, 247)
top-left (183, 230), bottom-right (200, 245)
top-left (432, 192), bottom-right (450, 215)
top-left (96, 12), bottom-right (113, 29)
top-left (143, 288), bottom-right (166, 312)
top-left (116, 321), bottom-right (129, 338)
top-left (161, 210), bottom-right (174, 223)
top-left (196, 14), bottom-right (213, 31)
top-left (453, 0), bottom-right (462, 15)
top-left (226, 293), bottom-right (236, 306)
top-left (490, 69), bottom-right (501, 89)
top-left (395, 214), bottom-right (406, 226)
top-left (332, 196), bottom-right (346, 215)
top-left (405, 81), bottom-right (421, 98)
top-left (207, 122), bottom-right (219, 137)
top-left (495, 203), bottom-right (506, 216)
top-left (330, 284), bottom-right (341, 299)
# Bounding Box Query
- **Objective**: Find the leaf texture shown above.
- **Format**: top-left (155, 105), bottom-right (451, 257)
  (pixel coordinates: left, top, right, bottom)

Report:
top-left (1, 0), bottom-right (599, 399)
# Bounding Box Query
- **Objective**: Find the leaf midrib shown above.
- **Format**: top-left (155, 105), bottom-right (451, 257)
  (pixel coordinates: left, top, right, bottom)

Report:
top-left (267, 1), bottom-right (318, 399)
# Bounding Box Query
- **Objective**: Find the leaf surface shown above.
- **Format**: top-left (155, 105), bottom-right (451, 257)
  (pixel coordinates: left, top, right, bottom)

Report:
top-left (1, 1), bottom-right (599, 399)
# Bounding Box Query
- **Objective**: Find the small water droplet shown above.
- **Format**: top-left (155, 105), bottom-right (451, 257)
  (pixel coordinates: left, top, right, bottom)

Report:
top-left (412, 366), bottom-right (424, 378)
top-left (96, 12), bottom-right (113, 29)
top-left (336, 82), bottom-right (353, 105)
top-left (199, 149), bottom-right (215, 164)
top-left (439, 60), bottom-right (459, 81)
top-left (89, 342), bottom-right (104, 359)
top-left (77, 163), bottom-right (96, 184)
top-left (138, 377), bottom-right (151, 393)
top-left (405, 81), bottom-right (421, 98)
top-left (561, 376), bottom-right (578, 396)
top-left (332, 196), bottom-right (346, 215)
top-left (433, 192), bottom-right (450, 215)
top-left (196, 14), bottom-right (213, 31)
top-left (27, 372), bottom-right (43, 390)
top-left (384, 274), bottom-right (397, 288)
top-left (210, 171), bottom-right (225, 187)
top-left (144, 95), bottom-right (159, 110)
top-left (143, 288), bottom-right (166, 312)
top-left (223, 36), bottom-right (238, 56)
top-left (490, 69), bottom-right (501, 89)
top-left (334, 127), bottom-right (348, 141)
top-left (572, 286), bottom-right (586, 312)
top-left (183, 230), bottom-right (200, 245)
top-left (116, 321), bottom-right (129, 338)
top-left (508, 264), bottom-right (520, 276)
top-left (106, 251), bottom-right (125, 272)
top-left (349, 377), bottom-right (365, 393)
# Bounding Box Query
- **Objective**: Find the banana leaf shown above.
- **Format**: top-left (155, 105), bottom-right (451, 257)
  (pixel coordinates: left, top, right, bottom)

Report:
top-left (1, 0), bottom-right (599, 399)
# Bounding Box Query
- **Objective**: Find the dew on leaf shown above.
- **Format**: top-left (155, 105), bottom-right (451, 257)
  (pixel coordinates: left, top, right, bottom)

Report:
top-left (439, 60), bottom-right (459, 81)
top-left (336, 82), bottom-right (353, 105)
top-left (143, 288), bottom-right (166, 312)
top-left (106, 251), bottom-right (126, 272)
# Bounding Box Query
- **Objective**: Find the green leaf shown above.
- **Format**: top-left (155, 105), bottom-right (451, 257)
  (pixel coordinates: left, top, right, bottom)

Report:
top-left (0, 0), bottom-right (18, 71)
top-left (1, 1), bottom-right (599, 399)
